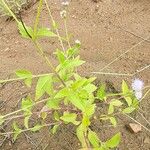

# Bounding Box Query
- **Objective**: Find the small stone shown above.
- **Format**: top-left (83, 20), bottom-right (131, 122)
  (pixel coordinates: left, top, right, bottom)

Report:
top-left (127, 123), bottom-right (142, 133)
top-left (144, 137), bottom-right (150, 144)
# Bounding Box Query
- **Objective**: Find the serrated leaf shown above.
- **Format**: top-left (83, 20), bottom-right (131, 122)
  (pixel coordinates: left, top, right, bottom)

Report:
top-left (24, 116), bottom-right (30, 129)
top-left (84, 104), bottom-right (96, 118)
top-left (60, 112), bottom-right (80, 125)
top-left (30, 124), bottom-right (43, 132)
top-left (106, 132), bottom-right (121, 148)
top-left (96, 84), bottom-right (106, 101)
top-left (16, 70), bottom-right (32, 87)
top-left (122, 107), bottom-right (135, 114)
top-left (12, 122), bottom-right (22, 141)
top-left (122, 80), bottom-right (129, 95)
top-left (36, 27), bottom-right (57, 38)
top-left (18, 22), bottom-right (33, 39)
top-left (109, 117), bottom-right (117, 127)
top-left (71, 78), bottom-right (87, 90)
top-left (50, 124), bottom-right (59, 134)
top-left (125, 97), bottom-right (132, 106)
top-left (67, 46), bottom-right (79, 58)
top-left (88, 129), bottom-right (100, 148)
top-left (68, 90), bottom-right (85, 111)
top-left (82, 115), bottom-right (91, 128)
top-left (57, 56), bottom-right (85, 72)
top-left (54, 87), bottom-right (69, 99)
top-left (54, 111), bottom-right (60, 121)
top-left (35, 75), bottom-right (53, 100)
top-left (110, 100), bottom-right (123, 107)
top-left (83, 83), bottom-right (97, 94)
top-left (76, 124), bottom-right (87, 148)
top-left (46, 98), bottom-right (60, 109)
top-left (16, 70), bottom-right (32, 78)
top-left (54, 49), bottom-right (66, 64)
top-left (21, 97), bottom-right (33, 112)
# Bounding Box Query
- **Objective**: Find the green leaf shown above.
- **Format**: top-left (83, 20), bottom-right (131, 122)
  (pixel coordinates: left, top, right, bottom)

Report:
top-left (122, 80), bottom-right (129, 95)
top-left (125, 97), bottom-right (132, 106)
top-left (50, 124), bottom-right (59, 134)
top-left (57, 56), bottom-right (85, 71)
top-left (21, 97), bottom-right (33, 112)
top-left (97, 84), bottom-right (106, 101)
top-left (84, 104), bottom-right (96, 118)
top-left (88, 129), bottom-right (100, 148)
top-left (0, 116), bottom-right (4, 126)
top-left (108, 104), bottom-right (114, 114)
top-left (30, 124), bottom-right (43, 132)
top-left (24, 116), bottom-right (30, 129)
top-left (68, 90), bottom-right (85, 111)
top-left (35, 75), bottom-right (53, 100)
top-left (109, 117), bottom-right (117, 127)
top-left (82, 115), bottom-right (91, 128)
top-left (76, 124), bottom-right (87, 148)
top-left (60, 112), bottom-right (80, 125)
top-left (46, 98), bottom-right (60, 109)
top-left (67, 46), bottom-right (79, 58)
top-left (18, 22), bottom-right (33, 39)
top-left (12, 122), bottom-right (22, 141)
top-left (122, 107), bottom-right (135, 114)
top-left (54, 87), bottom-right (69, 99)
top-left (15, 70), bottom-right (32, 87)
top-left (71, 78), bottom-right (87, 90)
top-left (54, 49), bottom-right (66, 64)
top-left (106, 132), bottom-right (121, 148)
top-left (53, 111), bottom-right (60, 121)
top-left (37, 27), bottom-right (57, 38)
top-left (83, 83), bottom-right (97, 94)
top-left (110, 100), bottom-right (123, 107)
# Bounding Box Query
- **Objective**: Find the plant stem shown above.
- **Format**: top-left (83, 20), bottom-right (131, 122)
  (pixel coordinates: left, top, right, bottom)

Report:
top-left (0, 73), bottom-right (53, 84)
top-left (44, 0), bottom-right (65, 51)
top-left (33, 0), bottom-right (43, 40)
top-left (0, 122), bottom-right (61, 136)
top-left (64, 18), bottom-right (71, 48)
top-left (33, 41), bottom-right (66, 86)
top-left (1, 0), bottom-right (19, 23)
top-left (3, 98), bottom-right (49, 118)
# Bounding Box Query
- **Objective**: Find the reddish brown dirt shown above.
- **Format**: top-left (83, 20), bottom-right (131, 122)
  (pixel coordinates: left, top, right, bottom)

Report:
top-left (0, 0), bottom-right (150, 149)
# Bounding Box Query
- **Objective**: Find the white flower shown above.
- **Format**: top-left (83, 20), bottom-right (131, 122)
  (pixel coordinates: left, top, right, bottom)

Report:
top-left (135, 91), bottom-right (143, 100)
top-left (75, 39), bottom-right (81, 45)
top-left (60, 10), bottom-right (67, 18)
top-left (131, 79), bottom-right (144, 92)
top-left (61, 1), bottom-right (69, 6)
top-left (131, 79), bottom-right (144, 100)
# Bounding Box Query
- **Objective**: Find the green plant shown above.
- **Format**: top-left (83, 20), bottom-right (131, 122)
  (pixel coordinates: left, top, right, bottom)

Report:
top-left (0, 0), bottom-right (149, 149)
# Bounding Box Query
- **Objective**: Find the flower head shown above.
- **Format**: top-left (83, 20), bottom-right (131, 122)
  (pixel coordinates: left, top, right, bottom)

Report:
top-left (60, 10), bottom-right (67, 18)
top-left (131, 78), bottom-right (144, 100)
top-left (75, 39), bottom-right (81, 45)
top-left (61, 1), bottom-right (69, 6)
top-left (132, 79), bottom-right (144, 92)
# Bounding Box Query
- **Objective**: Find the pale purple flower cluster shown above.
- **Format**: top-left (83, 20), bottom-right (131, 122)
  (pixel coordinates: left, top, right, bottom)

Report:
top-left (131, 79), bottom-right (144, 100)
top-left (61, 0), bottom-right (69, 6)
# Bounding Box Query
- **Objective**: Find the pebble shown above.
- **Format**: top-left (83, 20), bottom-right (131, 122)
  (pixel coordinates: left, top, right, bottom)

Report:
top-left (126, 123), bottom-right (142, 133)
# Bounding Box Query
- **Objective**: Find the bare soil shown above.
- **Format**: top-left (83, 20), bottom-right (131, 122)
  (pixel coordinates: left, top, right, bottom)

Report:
top-left (0, 0), bottom-right (150, 149)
